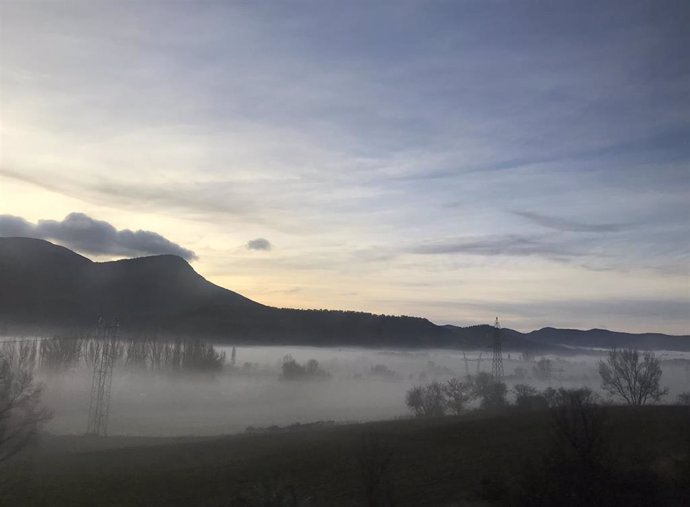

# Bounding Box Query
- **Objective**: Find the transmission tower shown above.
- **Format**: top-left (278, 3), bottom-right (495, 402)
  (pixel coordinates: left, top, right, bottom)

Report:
top-left (491, 317), bottom-right (504, 383)
top-left (87, 319), bottom-right (119, 436)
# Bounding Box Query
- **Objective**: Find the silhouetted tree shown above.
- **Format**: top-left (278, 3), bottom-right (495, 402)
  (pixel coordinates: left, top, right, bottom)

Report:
top-left (420, 382), bottom-right (446, 416)
top-left (405, 386), bottom-right (424, 416)
top-left (599, 349), bottom-right (667, 405)
top-left (472, 372), bottom-right (507, 409)
top-left (0, 354), bottom-right (51, 463)
top-left (443, 377), bottom-right (473, 414)
top-left (405, 383), bottom-right (446, 417)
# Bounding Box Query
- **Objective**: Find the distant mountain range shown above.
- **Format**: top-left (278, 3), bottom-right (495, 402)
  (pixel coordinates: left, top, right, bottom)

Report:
top-left (1, 237), bottom-right (688, 351)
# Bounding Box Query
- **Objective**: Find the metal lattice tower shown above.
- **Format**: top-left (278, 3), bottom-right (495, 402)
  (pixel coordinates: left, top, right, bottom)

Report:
top-left (87, 319), bottom-right (119, 436)
top-left (491, 317), bottom-right (504, 383)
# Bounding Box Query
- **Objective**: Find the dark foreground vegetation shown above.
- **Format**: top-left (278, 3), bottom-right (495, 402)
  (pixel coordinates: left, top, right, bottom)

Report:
top-left (2, 406), bottom-right (688, 507)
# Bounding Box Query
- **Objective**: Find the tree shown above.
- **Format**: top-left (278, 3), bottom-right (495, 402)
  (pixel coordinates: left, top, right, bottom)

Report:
top-left (405, 382), bottom-right (446, 417)
top-left (405, 386), bottom-right (424, 416)
top-left (598, 348), bottom-right (668, 405)
top-left (472, 372), bottom-right (507, 410)
top-left (0, 354), bottom-right (51, 462)
top-left (443, 377), bottom-right (473, 414)
top-left (420, 382), bottom-right (446, 416)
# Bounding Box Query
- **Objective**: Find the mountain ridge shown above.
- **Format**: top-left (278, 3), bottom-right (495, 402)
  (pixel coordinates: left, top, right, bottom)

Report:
top-left (1, 237), bottom-right (688, 351)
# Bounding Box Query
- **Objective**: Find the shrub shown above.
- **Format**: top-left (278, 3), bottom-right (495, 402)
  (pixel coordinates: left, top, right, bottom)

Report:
top-left (405, 382), bottom-right (446, 417)
top-left (514, 384), bottom-right (548, 410)
top-left (444, 377), bottom-right (473, 414)
top-left (281, 356), bottom-right (330, 380)
top-left (677, 392), bottom-right (690, 406)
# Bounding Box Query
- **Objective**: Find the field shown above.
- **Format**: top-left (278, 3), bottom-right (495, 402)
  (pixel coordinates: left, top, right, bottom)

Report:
top-left (4, 406), bottom-right (689, 507)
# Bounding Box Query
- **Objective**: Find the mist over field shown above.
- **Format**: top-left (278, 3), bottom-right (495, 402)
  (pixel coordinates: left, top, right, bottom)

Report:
top-left (19, 343), bottom-right (689, 437)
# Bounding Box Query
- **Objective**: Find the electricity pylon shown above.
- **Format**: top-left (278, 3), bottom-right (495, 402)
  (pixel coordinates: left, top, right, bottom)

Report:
top-left (86, 319), bottom-right (119, 436)
top-left (491, 317), bottom-right (504, 383)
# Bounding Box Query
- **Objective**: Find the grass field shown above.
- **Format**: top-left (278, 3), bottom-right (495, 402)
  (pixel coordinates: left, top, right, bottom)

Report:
top-left (3, 406), bottom-right (689, 506)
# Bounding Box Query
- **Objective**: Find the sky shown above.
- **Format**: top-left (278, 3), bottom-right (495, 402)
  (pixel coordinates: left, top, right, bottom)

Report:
top-left (1, 1), bottom-right (688, 334)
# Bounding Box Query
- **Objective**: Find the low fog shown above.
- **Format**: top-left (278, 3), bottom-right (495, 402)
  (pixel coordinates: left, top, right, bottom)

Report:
top-left (4, 340), bottom-right (690, 437)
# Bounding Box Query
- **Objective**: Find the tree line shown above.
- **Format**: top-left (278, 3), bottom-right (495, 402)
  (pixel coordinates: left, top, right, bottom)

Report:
top-left (0, 335), bottom-right (226, 374)
top-left (406, 348), bottom-right (687, 417)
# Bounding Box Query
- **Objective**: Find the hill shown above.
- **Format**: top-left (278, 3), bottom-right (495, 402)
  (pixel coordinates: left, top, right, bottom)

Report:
top-left (1, 237), bottom-right (688, 350)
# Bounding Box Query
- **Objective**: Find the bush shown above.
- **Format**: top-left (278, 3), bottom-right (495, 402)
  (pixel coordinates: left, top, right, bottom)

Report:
top-left (405, 382), bottom-right (446, 417)
top-left (532, 358), bottom-right (552, 381)
top-left (444, 377), bottom-right (473, 414)
top-left (281, 356), bottom-right (330, 380)
top-left (676, 392), bottom-right (690, 406)
top-left (514, 384), bottom-right (548, 410)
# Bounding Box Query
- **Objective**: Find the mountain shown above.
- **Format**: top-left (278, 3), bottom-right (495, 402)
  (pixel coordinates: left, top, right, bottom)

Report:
top-left (0, 237), bottom-right (442, 346)
top-left (1, 237), bottom-right (688, 351)
top-left (523, 327), bottom-right (690, 352)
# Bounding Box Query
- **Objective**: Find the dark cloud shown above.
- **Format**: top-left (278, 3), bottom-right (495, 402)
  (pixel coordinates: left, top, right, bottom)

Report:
top-left (0, 212), bottom-right (197, 261)
top-left (0, 215), bottom-right (33, 236)
top-left (247, 238), bottom-right (272, 251)
top-left (514, 210), bottom-right (629, 233)
top-left (409, 234), bottom-right (583, 259)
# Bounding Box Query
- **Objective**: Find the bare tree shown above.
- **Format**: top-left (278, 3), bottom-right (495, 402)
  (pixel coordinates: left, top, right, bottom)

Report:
top-left (0, 355), bottom-right (52, 462)
top-left (598, 348), bottom-right (668, 405)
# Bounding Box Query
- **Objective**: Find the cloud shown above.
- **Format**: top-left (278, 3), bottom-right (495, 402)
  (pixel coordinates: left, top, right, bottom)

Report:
top-left (409, 234), bottom-right (584, 260)
top-left (0, 212), bottom-right (197, 260)
top-left (0, 215), bottom-right (33, 236)
top-left (514, 210), bottom-right (629, 233)
top-left (246, 238), bottom-right (272, 251)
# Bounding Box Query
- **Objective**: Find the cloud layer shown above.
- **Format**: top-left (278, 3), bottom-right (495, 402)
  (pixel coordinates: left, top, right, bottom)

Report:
top-left (0, 213), bottom-right (197, 261)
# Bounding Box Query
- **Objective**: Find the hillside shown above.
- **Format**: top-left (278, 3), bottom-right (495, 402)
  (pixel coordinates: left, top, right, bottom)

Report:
top-left (1, 237), bottom-right (688, 350)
